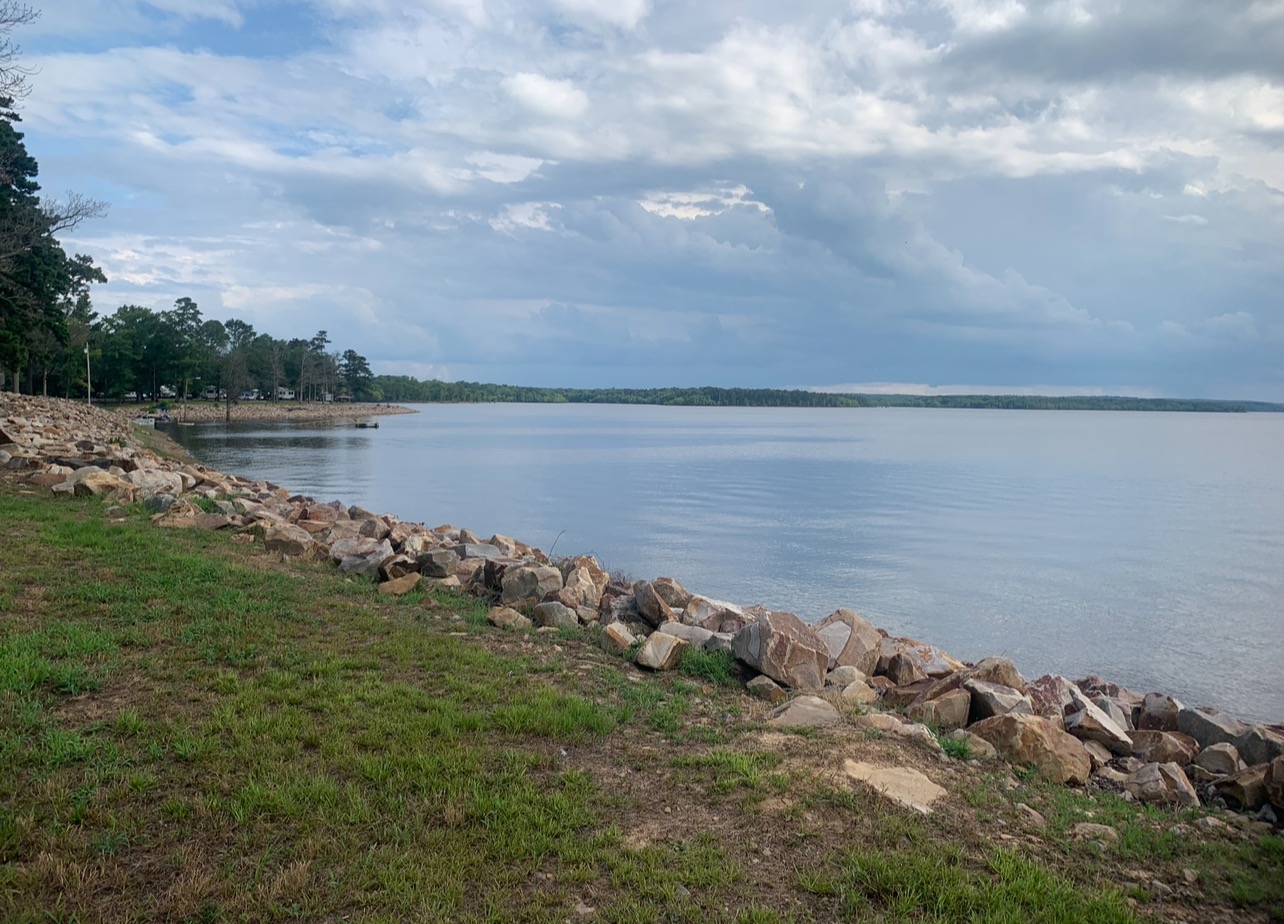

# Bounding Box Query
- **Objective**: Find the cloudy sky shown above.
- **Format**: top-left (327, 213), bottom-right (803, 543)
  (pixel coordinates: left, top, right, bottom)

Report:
top-left (20, 0), bottom-right (1284, 398)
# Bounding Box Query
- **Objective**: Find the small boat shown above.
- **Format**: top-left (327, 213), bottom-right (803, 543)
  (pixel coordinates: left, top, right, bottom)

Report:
top-left (355, 420), bottom-right (379, 429)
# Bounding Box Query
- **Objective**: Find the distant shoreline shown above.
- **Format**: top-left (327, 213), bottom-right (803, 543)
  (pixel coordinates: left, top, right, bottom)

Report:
top-left (370, 381), bottom-right (1284, 413)
top-left (107, 401), bottom-right (416, 424)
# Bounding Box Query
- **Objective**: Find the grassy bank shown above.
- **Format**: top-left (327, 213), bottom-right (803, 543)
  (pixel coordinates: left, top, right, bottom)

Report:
top-left (1, 481), bottom-right (1280, 923)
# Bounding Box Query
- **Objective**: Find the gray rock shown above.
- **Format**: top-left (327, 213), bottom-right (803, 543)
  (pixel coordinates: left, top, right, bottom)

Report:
top-left (1124, 762), bottom-right (1198, 807)
top-left (531, 601), bottom-right (578, 629)
top-left (1138, 692), bottom-right (1184, 731)
top-left (1232, 726), bottom-right (1284, 767)
top-left (453, 542), bottom-right (503, 560)
top-left (1177, 706), bottom-right (1250, 750)
top-left (964, 679), bottom-right (1034, 722)
top-left (654, 622), bottom-right (715, 647)
top-left (500, 564), bottom-right (563, 608)
top-left (826, 665), bottom-right (868, 688)
top-left (418, 548), bottom-right (458, 578)
top-left (144, 493), bottom-right (177, 513)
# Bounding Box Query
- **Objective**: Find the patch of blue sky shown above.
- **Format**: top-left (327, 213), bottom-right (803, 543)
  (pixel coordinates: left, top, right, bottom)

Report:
top-left (150, 3), bottom-right (325, 60)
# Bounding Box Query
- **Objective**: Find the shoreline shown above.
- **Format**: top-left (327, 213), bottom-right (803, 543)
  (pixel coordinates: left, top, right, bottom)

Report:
top-left (106, 399), bottom-right (416, 424)
top-left (3, 391), bottom-right (1282, 820)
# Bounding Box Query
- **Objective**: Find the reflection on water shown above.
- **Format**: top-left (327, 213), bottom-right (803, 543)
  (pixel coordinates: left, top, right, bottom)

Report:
top-left (166, 405), bottom-right (1284, 722)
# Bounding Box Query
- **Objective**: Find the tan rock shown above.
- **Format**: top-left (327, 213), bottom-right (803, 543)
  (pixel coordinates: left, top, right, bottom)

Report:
top-left (1193, 742), bottom-right (1244, 777)
top-left (1123, 762), bottom-right (1198, 807)
top-left (1065, 696), bottom-right (1134, 755)
top-left (263, 523), bottom-right (320, 558)
top-left (969, 714), bottom-right (1092, 785)
top-left (635, 632), bottom-right (688, 671)
top-left (885, 651), bottom-right (927, 686)
top-left (650, 577), bottom-right (690, 608)
top-left (770, 695), bottom-right (841, 727)
top-left (378, 572), bottom-right (421, 596)
top-left (732, 611), bottom-right (828, 691)
top-left (598, 622), bottom-right (637, 655)
top-left (1214, 765), bottom-right (1269, 810)
top-left (907, 688), bottom-right (971, 731)
top-left (487, 606), bottom-right (532, 630)
top-left (963, 679), bottom-right (1034, 721)
top-left (841, 680), bottom-right (880, 705)
top-left (815, 608), bottom-right (881, 675)
top-left (843, 761), bottom-right (947, 815)
top-left (1071, 822), bottom-right (1119, 843)
top-left (746, 675), bottom-right (787, 703)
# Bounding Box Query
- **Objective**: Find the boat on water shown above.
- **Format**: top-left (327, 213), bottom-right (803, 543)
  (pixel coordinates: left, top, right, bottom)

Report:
top-left (355, 420), bottom-right (379, 429)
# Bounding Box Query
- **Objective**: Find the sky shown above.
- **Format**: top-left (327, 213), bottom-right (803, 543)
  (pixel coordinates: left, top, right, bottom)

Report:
top-left (18, 0), bottom-right (1284, 398)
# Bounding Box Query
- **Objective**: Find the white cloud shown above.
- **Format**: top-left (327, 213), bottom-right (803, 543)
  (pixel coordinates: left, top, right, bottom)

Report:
top-left (503, 73), bottom-right (590, 120)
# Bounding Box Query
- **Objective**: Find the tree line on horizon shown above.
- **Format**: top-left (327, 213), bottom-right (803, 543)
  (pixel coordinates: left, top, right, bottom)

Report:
top-left (368, 377), bottom-right (1273, 413)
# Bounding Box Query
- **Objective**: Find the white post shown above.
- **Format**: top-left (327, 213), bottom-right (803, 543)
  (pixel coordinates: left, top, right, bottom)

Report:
top-left (84, 344), bottom-right (91, 406)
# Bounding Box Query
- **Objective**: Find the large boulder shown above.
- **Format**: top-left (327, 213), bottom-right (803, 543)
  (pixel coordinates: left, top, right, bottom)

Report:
top-left (1138, 693), bottom-right (1184, 731)
top-left (1027, 675), bottom-right (1080, 719)
top-left (1123, 762), bottom-right (1198, 807)
top-left (815, 609), bottom-right (881, 675)
top-left (417, 548), bottom-right (459, 579)
top-left (531, 601), bottom-right (578, 629)
top-left (884, 652), bottom-right (927, 687)
top-left (969, 714), bottom-right (1092, 785)
top-left (72, 468), bottom-right (133, 499)
top-left (877, 637), bottom-right (965, 679)
top-left (1213, 765), bottom-right (1269, 811)
top-left (1177, 706), bottom-right (1249, 750)
top-left (500, 565), bottom-right (563, 608)
top-left (650, 577), bottom-right (690, 609)
top-left (263, 523), bottom-right (321, 558)
top-left (683, 595), bottom-right (751, 633)
top-left (563, 564), bottom-right (607, 609)
top-left (126, 468), bottom-right (184, 496)
top-left (633, 581), bottom-right (676, 627)
top-left (1232, 726), bottom-right (1284, 767)
top-left (1130, 730), bottom-right (1199, 765)
top-left (1194, 743), bottom-right (1245, 777)
top-left (963, 679), bottom-right (1034, 722)
top-left (330, 537), bottom-right (395, 576)
top-left (732, 611), bottom-right (828, 691)
top-left (635, 632), bottom-right (688, 671)
top-left (907, 688), bottom-right (971, 731)
top-left (1064, 695), bottom-right (1134, 756)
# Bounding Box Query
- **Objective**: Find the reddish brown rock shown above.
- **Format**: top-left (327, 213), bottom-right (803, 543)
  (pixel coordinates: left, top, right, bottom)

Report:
top-left (968, 714), bottom-right (1092, 785)
top-left (1027, 675), bottom-right (1080, 718)
top-left (731, 611), bottom-right (828, 691)
top-left (1138, 693), bottom-right (1183, 731)
top-left (1130, 730), bottom-right (1200, 766)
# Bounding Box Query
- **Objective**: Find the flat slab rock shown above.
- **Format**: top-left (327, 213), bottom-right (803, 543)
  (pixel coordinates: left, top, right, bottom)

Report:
top-left (843, 760), bottom-right (947, 815)
top-left (769, 695), bottom-right (841, 727)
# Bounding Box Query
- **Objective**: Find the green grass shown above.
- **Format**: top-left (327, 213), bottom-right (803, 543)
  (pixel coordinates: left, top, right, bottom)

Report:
top-left (801, 846), bottom-right (1136, 922)
top-left (678, 647), bottom-right (739, 687)
top-left (1, 481), bottom-right (1274, 923)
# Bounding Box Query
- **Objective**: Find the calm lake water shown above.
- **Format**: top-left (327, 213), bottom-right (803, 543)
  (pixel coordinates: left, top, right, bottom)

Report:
top-left (166, 404), bottom-right (1284, 723)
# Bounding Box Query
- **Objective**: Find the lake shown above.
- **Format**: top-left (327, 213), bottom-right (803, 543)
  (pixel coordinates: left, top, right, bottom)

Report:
top-left (165, 404), bottom-right (1284, 723)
